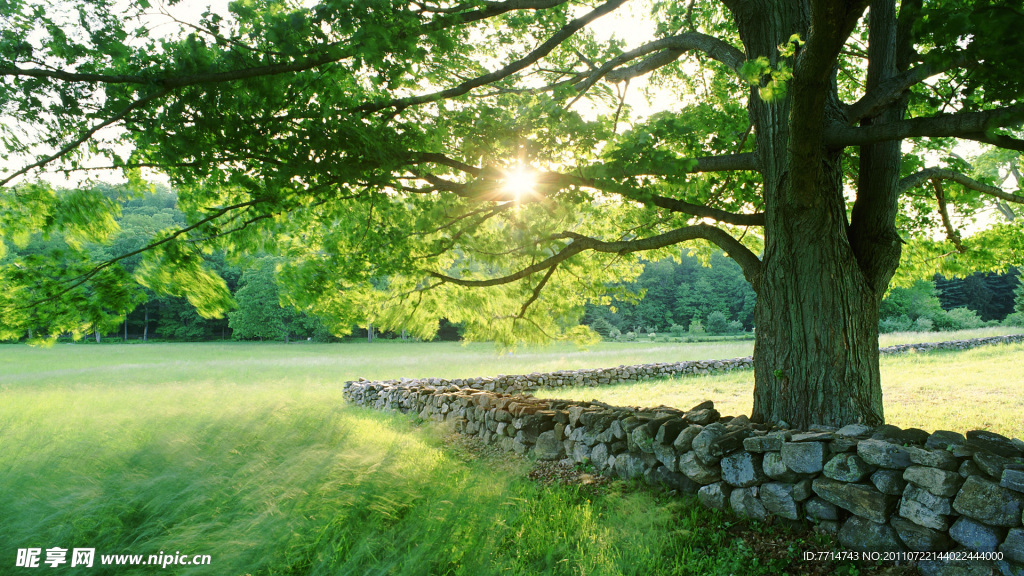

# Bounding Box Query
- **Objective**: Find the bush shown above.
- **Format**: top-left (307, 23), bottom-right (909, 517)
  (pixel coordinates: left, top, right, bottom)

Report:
top-left (669, 324), bottom-right (687, 337)
top-left (727, 320), bottom-right (744, 333)
top-left (943, 307), bottom-right (987, 330)
top-left (688, 319), bottom-right (705, 335)
top-left (590, 318), bottom-right (615, 338)
top-left (608, 327), bottom-right (621, 340)
top-left (648, 332), bottom-right (657, 340)
top-left (879, 315), bottom-right (912, 333)
top-left (913, 317), bottom-right (934, 332)
top-left (1004, 312), bottom-right (1024, 327)
top-left (624, 331), bottom-right (637, 341)
top-left (706, 311), bottom-right (729, 334)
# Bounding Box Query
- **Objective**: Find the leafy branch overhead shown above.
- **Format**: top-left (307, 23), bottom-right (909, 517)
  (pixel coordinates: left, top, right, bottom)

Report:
top-left (1, 0), bottom-right (1023, 352)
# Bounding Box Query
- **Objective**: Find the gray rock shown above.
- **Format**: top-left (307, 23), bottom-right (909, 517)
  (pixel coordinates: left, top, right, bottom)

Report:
top-left (830, 437), bottom-right (860, 453)
top-left (632, 426), bottom-right (656, 454)
top-left (743, 434), bottom-right (784, 453)
top-left (949, 516), bottom-right (1008, 553)
top-left (791, 431), bottom-right (835, 443)
top-left (571, 441), bottom-right (591, 463)
top-left (954, 475), bottom-right (1024, 526)
top-left (823, 453), bottom-right (875, 482)
top-left (781, 441), bottom-right (826, 474)
top-left (836, 424), bottom-right (874, 437)
top-left (698, 482), bottom-right (731, 510)
top-left (686, 407), bottom-right (720, 426)
top-left (871, 469), bottom-right (907, 495)
top-left (904, 483), bottom-right (954, 513)
top-left (730, 487), bottom-right (769, 521)
top-left (961, 459), bottom-right (984, 479)
top-left (678, 451), bottom-right (721, 484)
top-left (591, 443), bottom-right (610, 470)
top-left (858, 439), bottom-right (913, 469)
top-left (838, 516), bottom-right (906, 552)
top-left (905, 465), bottom-right (965, 497)
top-left (997, 559), bottom-right (1024, 576)
top-left (613, 453), bottom-right (646, 479)
top-left (1001, 529), bottom-right (1024, 564)
top-left (968, 430), bottom-right (1023, 459)
top-left (673, 425), bottom-right (703, 452)
top-left (721, 452), bottom-right (766, 488)
top-left (761, 482), bottom-right (802, 520)
top-left (812, 478), bottom-right (897, 523)
top-left (873, 424), bottom-right (929, 446)
top-left (908, 446), bottom-right (960, 470)
top-left (927, 430), bottom-right (967, 451)
top-left (805, 497), bottom-right (840, 521)
top-left (763, 450), bottom-right (800, 482)
top-left (653, 466), bottom-right (700, 494)
top-left (918, 557), bottom-right (998, 576)
top-left (655, 419), bottom-right (687, 446)
top-left (692, 423), bottom-right (728, 465)
top-left (1004, 470), bottom-right (1024, 494)
top-left (900, 495), bottom-right (953, 531)
top-left (652, 441), bottom-right (678, 470)
top-left (976, 451), bottom-right (1024, 480)
top-left (891, 516), bottom-right (952, 552)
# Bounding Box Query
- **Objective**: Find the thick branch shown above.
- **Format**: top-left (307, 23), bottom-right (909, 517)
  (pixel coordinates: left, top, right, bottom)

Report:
top-left (598, 33), bottom-right (745, 84)
top-left (429, 224), bottom-right (762, 287)
top-left (899, 167), bottom-right (1024, 204)
top-left (827, 104), bottom-right (1024, 148)
top-left (355, 0), bottom-right (628, 113)
top-left (845, 53), bottom-right (973, 123)
top-left (930, 179), bottom-right (966, 253)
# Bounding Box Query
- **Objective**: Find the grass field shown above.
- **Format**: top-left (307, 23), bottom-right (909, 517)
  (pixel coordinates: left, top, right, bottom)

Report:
top-left (1, 330), bottom-right (1020, 575)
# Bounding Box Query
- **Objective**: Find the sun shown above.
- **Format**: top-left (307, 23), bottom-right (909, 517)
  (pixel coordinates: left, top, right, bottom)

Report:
top-left (501, 165), bottom-right (538, 202)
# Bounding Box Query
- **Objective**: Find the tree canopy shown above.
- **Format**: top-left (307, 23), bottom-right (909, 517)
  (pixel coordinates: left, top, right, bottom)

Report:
top-left (2, 0), bottom-right (1024, 425)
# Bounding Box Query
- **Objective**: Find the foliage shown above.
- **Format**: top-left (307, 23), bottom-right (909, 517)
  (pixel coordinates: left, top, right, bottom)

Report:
top-left (4, 0), bottom-right (1024, 426)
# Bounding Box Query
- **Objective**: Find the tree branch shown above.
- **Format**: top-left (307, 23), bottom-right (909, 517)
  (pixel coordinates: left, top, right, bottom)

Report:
top-left (354, 0), bottom-right (628, 114)
top-left (428, 223), bottom-right (762, 287)
top-left (899, 167), bottom-right (1024, 204)
top-left (845, 53), bottom-right (973, 123)
top-left (930, 179), bottom-right (966, 253)
top-left (826, 103), bottom-right (1024, 148)
top-left (595, 32), bottom-right (745, 84)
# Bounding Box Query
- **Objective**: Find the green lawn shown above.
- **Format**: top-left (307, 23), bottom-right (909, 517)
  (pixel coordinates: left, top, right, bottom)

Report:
top-left (1, 333), bottom-right (1018, 575)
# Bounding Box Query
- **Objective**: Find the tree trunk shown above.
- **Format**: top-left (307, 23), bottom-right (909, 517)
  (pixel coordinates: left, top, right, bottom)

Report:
top-left (124, 311), bottom-right (128, 342)
top-left (95, 330), bottom-right (100, 343)
top-left (143, 306), bottom-right (149, 342)
top-left (737, 0), bottom-right (890, 428)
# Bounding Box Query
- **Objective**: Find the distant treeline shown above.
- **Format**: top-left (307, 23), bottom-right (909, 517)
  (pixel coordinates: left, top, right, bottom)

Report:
top-left (5, 186), bottom-right (1021, 343)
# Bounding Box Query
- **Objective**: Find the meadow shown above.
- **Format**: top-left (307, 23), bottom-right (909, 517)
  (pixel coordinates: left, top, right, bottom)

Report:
top-left (1, 328), bottom-right (1020, 575)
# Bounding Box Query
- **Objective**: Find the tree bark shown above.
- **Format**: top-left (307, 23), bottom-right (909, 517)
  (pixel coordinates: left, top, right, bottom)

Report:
top-left (736, 0), bottom-right (886, 428)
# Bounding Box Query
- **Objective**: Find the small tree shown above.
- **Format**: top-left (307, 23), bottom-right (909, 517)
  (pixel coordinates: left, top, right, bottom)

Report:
top-left (229, 262), bottom-right (288, 341)
top-left (706, 311), bottom-right (729, 334)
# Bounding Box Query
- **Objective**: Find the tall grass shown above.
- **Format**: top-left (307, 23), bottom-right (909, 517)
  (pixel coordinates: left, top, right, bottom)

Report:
top-left (0, 368), bottom-right (836, 576)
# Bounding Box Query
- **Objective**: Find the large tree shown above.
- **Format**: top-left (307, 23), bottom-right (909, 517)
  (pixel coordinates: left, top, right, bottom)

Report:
top-left (2, 0), bottom-right (1023, 427)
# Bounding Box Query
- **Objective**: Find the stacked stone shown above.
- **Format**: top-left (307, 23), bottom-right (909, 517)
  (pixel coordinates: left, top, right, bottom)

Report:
top-left (880, 334), bottom-right (1024, 356)
top-left (345, 334), bottom-right (1022, 397)
top-left (344, 378), bottom-right (1024, 576)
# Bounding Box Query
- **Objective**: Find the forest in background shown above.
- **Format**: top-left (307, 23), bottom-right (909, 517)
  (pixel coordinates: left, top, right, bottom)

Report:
top-left (3, 186), bottom-right (1022, 343)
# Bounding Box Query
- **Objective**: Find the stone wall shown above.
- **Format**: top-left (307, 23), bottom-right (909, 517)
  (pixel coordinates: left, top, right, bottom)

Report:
top-left (344, 361), bottom-right (1024, 576)
top-left (349, 334), bottom-right (1024, 396)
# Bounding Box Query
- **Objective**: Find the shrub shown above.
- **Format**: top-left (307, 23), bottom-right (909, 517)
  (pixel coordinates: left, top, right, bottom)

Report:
top-left (669, 324), bottom-right (687, 337)
top-left (590, 318), bottom-right (615, 338)
top-left (608, 327), bottom-right (621, 340)
top-left (879, 315), bottom-right (912, 333)
top-left (944, 307), bottom-right (986, 330)
top-left (648, 332), bottom-right (657, 340)
top-left (727, 320), bottom-right (744, 333)
top-left (1004, 312), bottom-right (1024, 327)
top-left (688, 319), bottom-right (705, 335)
top-left (913, 317), bottom-right (934, 332)
top-left (624, 331), bottom-right (637, 341)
